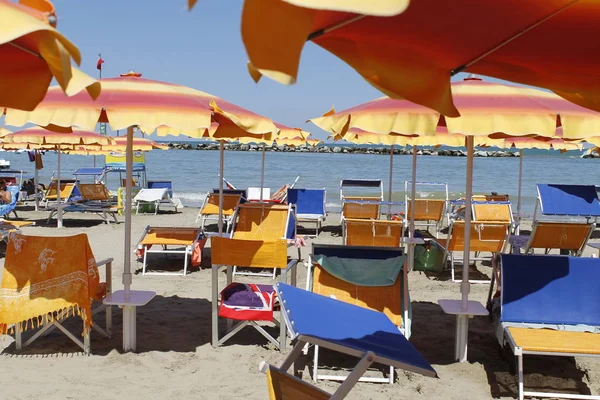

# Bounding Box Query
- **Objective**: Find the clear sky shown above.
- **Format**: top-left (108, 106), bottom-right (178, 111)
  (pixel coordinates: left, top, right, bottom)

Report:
top-left (51, 0), bottom-right (481, 141)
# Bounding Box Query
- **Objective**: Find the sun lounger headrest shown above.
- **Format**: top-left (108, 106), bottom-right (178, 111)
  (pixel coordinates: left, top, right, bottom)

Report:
top-left (537, 184), bottom-right (600, 216)
top-left (500, 254), bottom-right (600, 326)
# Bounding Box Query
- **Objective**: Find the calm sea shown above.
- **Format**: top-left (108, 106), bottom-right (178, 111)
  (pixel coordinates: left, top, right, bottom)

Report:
top-left (1, 146), bottom-right (597, 214)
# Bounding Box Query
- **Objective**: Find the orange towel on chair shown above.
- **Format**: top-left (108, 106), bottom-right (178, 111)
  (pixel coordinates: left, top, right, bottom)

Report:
top-left (0, 233), bottom-right (100, 334)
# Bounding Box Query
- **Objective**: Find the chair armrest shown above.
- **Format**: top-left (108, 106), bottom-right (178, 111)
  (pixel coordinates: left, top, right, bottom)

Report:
top-left (96, 258), bottom-right (113, 294)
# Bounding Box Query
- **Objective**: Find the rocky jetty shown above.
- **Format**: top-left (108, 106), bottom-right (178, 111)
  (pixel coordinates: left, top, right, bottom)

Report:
top-left (165, 142), bottom-right (522, 157)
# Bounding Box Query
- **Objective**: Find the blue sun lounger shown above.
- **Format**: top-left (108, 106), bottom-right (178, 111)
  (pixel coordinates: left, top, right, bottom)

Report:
top-left (259, 283), bottom-right (436, 399)
top-left (511, 184), bottom-right (600, 256)
top-left (287, 188), bottom-right (327, 236)
top-left (498, 254), bottom-right (600, 400)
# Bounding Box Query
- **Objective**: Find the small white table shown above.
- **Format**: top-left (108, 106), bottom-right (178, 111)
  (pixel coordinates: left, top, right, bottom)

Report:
top-left (103, 290), bottom-right (156, 352)
top-left (438, 299), bottom-right (488, 362)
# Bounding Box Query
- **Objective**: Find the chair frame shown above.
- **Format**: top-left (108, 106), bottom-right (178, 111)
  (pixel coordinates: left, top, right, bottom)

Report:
top-left (13, 258), bottom-right (113, 355)
top-left (137, 226), bottom-right (204, 276)
top-left (147, 180), bottom-right (178, 213)
top-left (442, 221), bottom-right (510, 284)
top-left (306, 244), bottom-right (408, 384)
top-left (404, 181), bottom-right (449, 238)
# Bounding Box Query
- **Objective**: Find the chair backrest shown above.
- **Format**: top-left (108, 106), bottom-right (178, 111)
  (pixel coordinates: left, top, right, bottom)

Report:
top-left (473, 194), bottom-right (509, 202)
top-left (212, 188), bottom-right (247, 203)
top-left (527, 221), bottom-right (593, 252)
top-left (265, 365), bottom-right (330, 400)
top-left (340, 179), bottom-right (383, 201)
top-left (233, 203), bottom-right (294, 240)
top-left (78, 183), bottom-right (110, 202)
top-left (121, 178), bottom-right (138, 187)
top-left (248, 187), bottom-right (271, 201)
top-left (148, 180), bottom-right (173, 197)
top-left (201, 193), bottom-right (242, 216)
top-left (345, 218), bottom-right (403, 247)
top-left (446, 221), bottom-right (509, 252)
top-left (287, 188), bottom-right (326, 216)
top-left (500, 254), bottom-right (600, 326)
top-left (472, 202), bottom-right (513, 224)
top-left (211, 237), bottom-right (288, 269)
top-left (537, 184), bottom-right (600, 217)
top-left (407, 199), bottom-right (445, 222)
top-left (310, 244), bottom-right (405, 327)
top-left (342, 197), bottom-right (381, 220)
top-left (45, 182), bottom-right (77, 200)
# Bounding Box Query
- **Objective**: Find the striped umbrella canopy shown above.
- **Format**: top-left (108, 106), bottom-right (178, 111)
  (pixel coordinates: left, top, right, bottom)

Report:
top-left (0, 0), bottom-right (100, 111)
top-left (4, 71), bottom-right (276, 138)
top-left (66, 137), bottom-right (168, 154)
top-left (313, 76), bottom-right (600, 141)
top-left (1, 127), bottom-right (114, 227)
top-left (192, 1), bottom-right (600, 116)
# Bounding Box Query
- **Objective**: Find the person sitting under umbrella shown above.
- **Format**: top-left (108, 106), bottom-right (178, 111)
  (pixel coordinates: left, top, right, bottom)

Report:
top-left (0, 180), bottom-right (12, 204)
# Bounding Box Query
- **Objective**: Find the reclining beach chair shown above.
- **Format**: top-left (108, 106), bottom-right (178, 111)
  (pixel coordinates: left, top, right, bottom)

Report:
top-left (498, 254), bottom-right (600, 400)
top-left (134, 188), bottom-right (177, 214)
top-left (42, 179), bottom-right (79, 207)
top-left (340, 179), bottom-right (383, 222)
top-left (261, 283), bottom-right (436, 399)
top-left (230, 203), bottom-right (297, 279)
top-left (438, 221), bottom-right (510, 283)
top-left (404, 181), bottom-right (449, 237)
top-left (212, 188), bottom-right (247, 203)
top-left (270, 176), bottom-right (300, 204)
top-left (307, 244), bottom-right (409, 383)
top-left (0, 233), bottom-right (113, 355)
top-left (147, 180), bottom-right (178, 212)
top-left (210, 237), bottom-right (299, 349)
top-left (511, 184), bottom-right (600, 256)
top-left (0, 185), bottom-right (20, 219)
top-left (196, 193), bottom-right (242, 231)
top-left (287, 188), bottom-right (326, 236)
top-left (344, 218), bottom-right (404, 247)
top-left (136, 226), bottom-right (207, 276)
top-left (47, 183), bottom-right (120, 225)
top-left (472, 201), bottom-right (514, 226)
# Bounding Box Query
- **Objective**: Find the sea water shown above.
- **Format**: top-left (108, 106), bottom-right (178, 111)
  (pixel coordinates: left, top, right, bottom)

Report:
top-left (1, 148), bottom-right (597, 214)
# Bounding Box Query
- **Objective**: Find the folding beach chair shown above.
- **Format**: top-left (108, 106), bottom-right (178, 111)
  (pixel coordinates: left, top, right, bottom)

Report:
top-left (340, 179), bottom-right (383, 221)
top-left (260, 283), bottom-right (435, 399)
top-left (42, 179), bottom-right (79, 207)
top-left (270, 176), bottom-right (300, 204)
top-left (287, 188), bottom-right (327, 236)
top-left (196, 193), bottom-right (242, 231)
top-left (46, 183), bottom-right (120, 225)
top-left (212, 188), bottom-right (248, 203)
top-left (498, 254), bottom-right (600, 400)
top-left (136, 226), bottom-right (207, 276)
top-left (404, 181), bottom-right (449, 237)
top-left (438, 221), bottom-right (510, 283)
top-left (210, 237), bottom-right (299, 349)
top-left (147, 180), bottom-right (178, 212)
top-left (231, 203), bottom-right (297, 279)
top-left (0, 233), bottom-right (113, 355)
top-left (307, 244), bottom-right (409, 383)
top-left (511, 184), bottom-right (600, 256)
top-left (344, 218), bottom-right (404, 247)
top-left (133, 188), bottom-right (176, 214)
top-left (0, 185), bottom-right (20, 219)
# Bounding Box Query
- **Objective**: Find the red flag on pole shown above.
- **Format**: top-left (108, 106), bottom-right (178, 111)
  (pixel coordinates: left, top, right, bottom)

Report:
top-left (97, 56), bottom-right (104, 70)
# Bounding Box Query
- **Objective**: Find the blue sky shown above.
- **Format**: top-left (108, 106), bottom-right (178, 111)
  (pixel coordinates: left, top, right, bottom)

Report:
top-left (50, 0), bottom-right (482, 141)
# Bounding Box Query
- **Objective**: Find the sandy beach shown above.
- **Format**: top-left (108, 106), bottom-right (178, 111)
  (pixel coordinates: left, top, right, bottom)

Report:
top-left (0, 207), bottom-right (599, 400)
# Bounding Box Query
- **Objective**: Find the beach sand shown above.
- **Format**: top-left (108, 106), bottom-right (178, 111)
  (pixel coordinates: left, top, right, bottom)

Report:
top-left (1, 207), bottom-right (599, 399)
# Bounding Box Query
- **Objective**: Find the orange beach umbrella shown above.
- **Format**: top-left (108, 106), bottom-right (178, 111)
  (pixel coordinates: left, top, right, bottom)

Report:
top-left (0, 0), bottom-right (100, 111)
top-left (206, 0), bottom-right (600, 116)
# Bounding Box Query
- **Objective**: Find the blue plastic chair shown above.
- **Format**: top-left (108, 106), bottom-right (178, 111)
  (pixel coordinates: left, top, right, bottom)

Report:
top-left (287, 188), bottom-right (326, 236)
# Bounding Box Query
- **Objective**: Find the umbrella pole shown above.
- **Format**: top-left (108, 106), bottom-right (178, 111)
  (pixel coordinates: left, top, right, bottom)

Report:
top-left (408, 145), bottom-right (418, 269)
top-left (516, 149), bottom-right (523, 234)
top-left (34, 151), bottom-right (39, 211)
top-left (260, 143), bottom-right (265, 201)
top-left (457, 136), bottom-right (474, 363)
top-left (123, 126), bottom-right (134, 299)
top-left (388, 145), bottom-right (394, 218)
top-left (57, 151), bottom-right (63, 228)
top-left (213, 141), bottom-right (225, 347)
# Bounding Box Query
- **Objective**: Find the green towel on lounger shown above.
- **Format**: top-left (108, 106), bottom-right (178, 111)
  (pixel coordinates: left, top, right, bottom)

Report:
top-left (315, 254), bottom-right (405, 287)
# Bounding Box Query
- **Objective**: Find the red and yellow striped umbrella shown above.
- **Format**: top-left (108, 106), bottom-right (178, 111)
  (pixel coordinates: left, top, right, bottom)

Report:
top-left (0, 0), bottom-right (100, 111)
top-left (194, 0), bottom-right (600, 116)
top-left (313, 77), bottom-right (600, 141)
top-left (4, 71), bottom-right (277, 138)
top-left (0, 127), bottom-right (113, 147)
